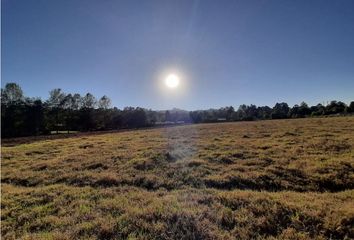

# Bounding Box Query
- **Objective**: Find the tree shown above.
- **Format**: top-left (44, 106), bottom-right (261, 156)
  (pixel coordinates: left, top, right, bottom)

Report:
top-left (348, 101), bottom-right (354, 113)
top-left (1, 98), bottom-right (25, 137)
top-left (24, 99), bottom-right (45, 136)
top-left (47, 89), bottom-right (66, 134)
top-left (71, 93), bottom-right (82, 110)
top-left (98, 95), bottom-right (111, 109)
top-left (61, 94), bottom-right (78, 133)
top-left (298, 102), bottom-right (310, 117)
top-left (257, 106), bottom-right (272, 119)
top-left (81, 93), bottom-right (96, 109)
top-left (122, 107), bottom-right (148, 128)
top-left (271, 102), bottom-right (290, 119)
top-left (78, 93), bottom-right (97, 131)
top-left (146, 109), bottom-right (157, 125)
top-left (310, 104), bottom-right (325, 116)
top-left (237, 104), bottom-right (248, 120)
top-left (190, 111), bottom-right (203, 123)
top-left (165, 110), bottom-right (171, 122)
top-left (96, 96), bottom-right (112, 130)
top-left (225, 106), bottom-right (235, 120)
top-left (47, 88), bottom-right (66, 109)
top-left (236, 104), bottom-right (257, 121)
top-left (289, 102), bottom-right (310, 118)
top-left (326, 101), bottom-right (346, 115)
top-left (1, 83), bottom-right (24, 104)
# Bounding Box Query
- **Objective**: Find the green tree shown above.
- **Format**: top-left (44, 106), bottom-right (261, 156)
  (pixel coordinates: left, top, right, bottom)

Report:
top-left (1, 83), bottom-right (24, 104)
top-left (98, 95), bottom-right (111, 109)
top-left (47, 89), bottom-right (66, 134)
top-left (326, 101), bottom-right (346, 115)
top-left (82, 93), bottom-right (96, 109)
top-left (348, 101), bottom-right (354, 113)
top-left (271, 102), bottom-right (290, 119)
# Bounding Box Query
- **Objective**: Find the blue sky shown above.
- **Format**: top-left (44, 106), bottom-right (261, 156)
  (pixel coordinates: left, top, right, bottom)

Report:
top-left (2, 0), bottom-right (354, 110)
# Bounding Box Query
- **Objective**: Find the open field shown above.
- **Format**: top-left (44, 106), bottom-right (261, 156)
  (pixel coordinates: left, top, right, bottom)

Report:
top-left (1, 117), bottom-right (354, 239)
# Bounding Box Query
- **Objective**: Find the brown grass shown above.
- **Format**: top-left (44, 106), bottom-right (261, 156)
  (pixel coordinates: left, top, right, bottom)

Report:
top-left (1, 117), bottom-right (354, 239)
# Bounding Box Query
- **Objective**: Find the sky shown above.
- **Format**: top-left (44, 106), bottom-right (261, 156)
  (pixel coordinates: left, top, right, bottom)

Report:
top-left (2, 0), bottom-right (354, 110)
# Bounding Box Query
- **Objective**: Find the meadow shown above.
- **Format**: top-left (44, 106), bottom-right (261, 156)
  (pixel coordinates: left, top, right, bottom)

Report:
top-left (1, 117), bottom-right (354, 239)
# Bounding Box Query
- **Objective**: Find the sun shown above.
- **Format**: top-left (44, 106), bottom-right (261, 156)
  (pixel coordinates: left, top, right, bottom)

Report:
top-left (165, 74), bottom-right (180, 88)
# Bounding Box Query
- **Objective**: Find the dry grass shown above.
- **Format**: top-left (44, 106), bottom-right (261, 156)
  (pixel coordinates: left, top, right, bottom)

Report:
top-left (1, 117), bottom-right (354, 239)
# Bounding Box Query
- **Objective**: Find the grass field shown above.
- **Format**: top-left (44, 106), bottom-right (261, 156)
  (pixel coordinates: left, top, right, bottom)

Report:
top-left (1, 117), bottom-right (354, 239)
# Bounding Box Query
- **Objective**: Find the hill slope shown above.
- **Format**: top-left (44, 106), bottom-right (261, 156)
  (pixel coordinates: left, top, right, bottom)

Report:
top-left (2, 117), bottom-right (354, 239)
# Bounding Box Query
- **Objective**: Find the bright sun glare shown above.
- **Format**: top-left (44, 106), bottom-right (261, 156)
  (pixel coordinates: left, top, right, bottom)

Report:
top-left (165, 74), bottom-right (180, 88)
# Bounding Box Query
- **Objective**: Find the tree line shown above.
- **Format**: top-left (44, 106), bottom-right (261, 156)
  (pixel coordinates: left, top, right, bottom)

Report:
top-left (1, 83), bottom-right (353, 138)
top-left (190, 101), bottom-right (354, 123)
